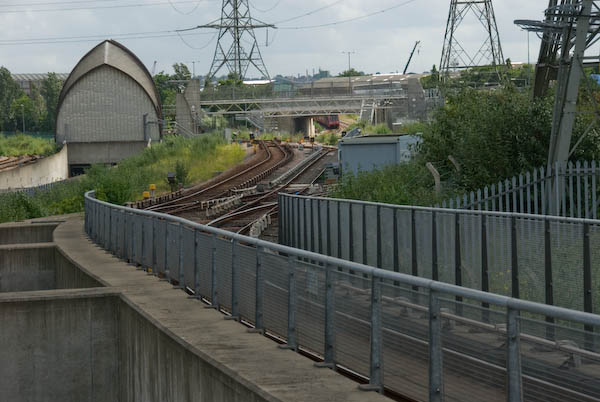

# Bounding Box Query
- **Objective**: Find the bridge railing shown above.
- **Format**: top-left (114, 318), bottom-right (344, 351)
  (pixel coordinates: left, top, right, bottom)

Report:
top-left (197, 82), bottom-right (408, 103)
top-left (85, 191), bottom-right (600, 402)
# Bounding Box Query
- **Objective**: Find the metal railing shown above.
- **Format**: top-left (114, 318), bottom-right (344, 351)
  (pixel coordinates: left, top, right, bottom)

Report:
top-left (442, 161), bottom-right (600, 218)
top-left (279, 193), bottom-right (600, 317)
top-left (85, 191), bottom-right (600, 402)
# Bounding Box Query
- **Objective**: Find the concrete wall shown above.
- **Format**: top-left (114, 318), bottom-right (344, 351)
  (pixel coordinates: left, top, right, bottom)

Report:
top-left (0, 223), bottom-right (57, 245)
top-left (0, 244), bottom-right (102, 292)
top-left (119, 301), bottom-right (273, 402)
top-left (0, 291), bottom-right (120, 402)
top-left (66, 141), bottom-right (149, 165)
top-left (0, 145), bottom-right (69, 190)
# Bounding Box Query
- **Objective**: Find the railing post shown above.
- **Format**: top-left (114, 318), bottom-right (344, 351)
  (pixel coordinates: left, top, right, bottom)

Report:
top-left (481, 214), bottom-right (490, 321)
top-left (511, 216), bottom-right (519, 299)
top-left (544, 219), bottom-right (555, 338)
top-left (432, 211), bottom-right (438, 281)
top-left (249, 245), bottom-right (264, 332)
top-left (583, 222), bottom-right (595, 347)
top-left (359, 275), bottom-right (383, 393)
top-left (191, 230), bottom-right (201, 299)
top-left (226, 239), bottom-right (240, 320)
top-left (209, 234), bottom-right (218, 308)
top-left (177, 224), bottom-right (185, 288)
top-left (315, 263), bottom-right (335, 369)
top-left (429, 289), bottom-right (443, 402)
top-left (506, 308), bottom-right (523, 402)
top-left (455, 213), bottom-right (463, 314)
top-left (137, 215), bottom-right (145, 270)
top-left (279, 254), bottom-right (297, 350)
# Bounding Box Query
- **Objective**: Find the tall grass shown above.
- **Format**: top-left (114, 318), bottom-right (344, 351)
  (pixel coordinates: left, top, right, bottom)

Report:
top-left (0, 134), bottom-right (245, 223)
top-left (0, 133), bottom-right (58, 156)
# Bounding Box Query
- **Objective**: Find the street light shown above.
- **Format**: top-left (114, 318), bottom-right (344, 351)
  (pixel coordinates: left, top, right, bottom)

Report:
top-left (342, 50), bottom-right (356, 95)
top-left (20, 104), bottom-right (24, 133)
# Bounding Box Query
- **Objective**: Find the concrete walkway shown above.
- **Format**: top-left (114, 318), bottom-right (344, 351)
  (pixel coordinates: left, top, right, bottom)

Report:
top-left (53, 214), bottom-right (392, 402)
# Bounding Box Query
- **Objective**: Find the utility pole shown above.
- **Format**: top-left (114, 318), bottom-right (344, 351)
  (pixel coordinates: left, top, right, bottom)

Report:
top-left (199, 0), bottom-right (275, 83)
top-left (341, 50), bottom-right (355, 73)
top-left (186, 60), bottom-right (202, 78)
top-left (440, 0), bottom-right (504, 82)
top-left (20, 104), bottom-right (24, 133)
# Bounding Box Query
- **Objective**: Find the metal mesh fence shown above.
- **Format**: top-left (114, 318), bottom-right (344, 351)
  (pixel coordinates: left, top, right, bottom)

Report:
top-left (262, 252), bottom-right (289, 338)
top-left (86, 194), bottom-right (600, 402)
top-left (237, 243), bottom-right (256, 323)
top-left (333, 269), bottom-right (371, 377)
top-left (295, 260), bottom-right (326, 356)
top-left (215, 238), bottom-right (232, 310)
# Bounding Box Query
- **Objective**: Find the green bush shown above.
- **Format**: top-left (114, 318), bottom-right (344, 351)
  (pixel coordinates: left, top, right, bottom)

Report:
top-left (0, 133), bottom-right (246, 223)
top-left (0, 133), bottom-right (57, 156)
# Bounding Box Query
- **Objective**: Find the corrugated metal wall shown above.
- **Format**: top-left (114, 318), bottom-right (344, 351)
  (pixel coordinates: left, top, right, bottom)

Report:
top-left (56, 65), bottom-right (159, 144)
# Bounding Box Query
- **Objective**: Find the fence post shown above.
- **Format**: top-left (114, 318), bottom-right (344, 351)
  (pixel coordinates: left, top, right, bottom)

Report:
top-left (583, 223), bottom-right (594, 343)
top-left (278, 194), bottom-right (283, 244)
top-left (429, 290), bottom-right (443, 402)
top-left (209, 234), bottom-right (218, 308)
top-left (511, 216), bottom-right (520, 299)
top-left (455, 213), bottom-right (463, 313)
top-left (481, 214), bottom-right (490, 320)
top-left (191, 230), bottom-right (202, 299)
top-left (225, 239), bottom-right (240, 320)
top-left (177, 224), bottom-right (185, 288)
top-left (279, 254), bottom-right (297, 350)
top-left (137, 215), bottom-right (145, 270)
top-left (316, 263), bottom-right (336, 369)
top-left (544, 219), bottom-right (555, 338)
top-left (249, 245), bottom-right (264, 332)
top-left (506, 308), bottom-right (523, 402)
top-left (359, 275), bottom-right (383, 393)
top-left (432, 211), bottom-right (438, 281)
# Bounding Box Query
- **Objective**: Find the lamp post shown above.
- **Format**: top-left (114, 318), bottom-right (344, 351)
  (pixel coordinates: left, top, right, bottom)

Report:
top-left (342, 50), bottom-right (356, 95)
top-left (20, 104), bottom-right (24, 133)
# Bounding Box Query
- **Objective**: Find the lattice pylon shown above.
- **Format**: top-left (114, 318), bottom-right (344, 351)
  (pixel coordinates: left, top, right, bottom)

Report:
top-left (439, 0), bottom-right (505, 82)
top-left (204, 0), bottom-right (273, 82)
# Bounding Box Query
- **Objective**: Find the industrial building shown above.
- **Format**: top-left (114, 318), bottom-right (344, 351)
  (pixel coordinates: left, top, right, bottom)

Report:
top-left (338, 134), bottom-right (421, 175)
top-left (11, 73), bottom-right (70, 96)
top-left (56, 40), bottom-right (162, 175)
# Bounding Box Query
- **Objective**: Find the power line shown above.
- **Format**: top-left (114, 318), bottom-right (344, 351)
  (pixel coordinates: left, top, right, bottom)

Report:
top-left (167, 0), bottom-right (202, 15)
top-left (176, 30), bottom-right (217, 49)
top-left (273, 0), bottom-right (345, 24)
top-left (251, 0), bottom-right (281, 13)
top-left (0, 0), bottom-right (213, 14)
top-left (0, 0), bottom-right (117, 7)
top-left (0, 31), bottom-right (214, 46)
top-left (278, 0), bottom-right (421, 30)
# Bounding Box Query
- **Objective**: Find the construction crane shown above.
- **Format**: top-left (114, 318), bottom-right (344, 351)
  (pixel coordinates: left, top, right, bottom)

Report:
top-left (403, 41), bottom-right (420, 74)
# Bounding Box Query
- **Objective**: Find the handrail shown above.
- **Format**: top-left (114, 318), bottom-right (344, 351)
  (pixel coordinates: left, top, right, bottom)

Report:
top-left (85, 190), bottom-right (600, 327)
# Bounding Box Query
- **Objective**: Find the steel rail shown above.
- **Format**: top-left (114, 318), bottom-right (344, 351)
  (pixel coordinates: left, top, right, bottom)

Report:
top-left (207, 148), bottom-right (331, 232)
top-left (145, 140), bottom-right (273, 212)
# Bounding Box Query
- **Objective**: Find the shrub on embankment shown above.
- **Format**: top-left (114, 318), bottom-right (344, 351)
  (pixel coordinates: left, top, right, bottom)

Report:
top-left (332, 86), bottom-right (600, 205)
top-left (0, 134), bottom-right (245, 224)
top-left (0, 133), bottom-right (57, 157)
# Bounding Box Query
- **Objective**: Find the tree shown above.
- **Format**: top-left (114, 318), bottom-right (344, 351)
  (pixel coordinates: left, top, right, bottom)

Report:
top-left (40, 73), bottom-right (63, 131)
top-left (338, 68), bottom-right (365, 77)
top-left (0, 67), bottom-right (23, 131)
top-left (218, 72), bottom-right (243, 87)
top-left (172, 63), bottom-right (191, 81)
top-left (10, 95), bottom-right (37, 133)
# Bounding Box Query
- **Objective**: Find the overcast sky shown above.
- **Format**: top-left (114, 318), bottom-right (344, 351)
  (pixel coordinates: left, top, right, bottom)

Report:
top-left (0, 0), bottom-right (548, 78)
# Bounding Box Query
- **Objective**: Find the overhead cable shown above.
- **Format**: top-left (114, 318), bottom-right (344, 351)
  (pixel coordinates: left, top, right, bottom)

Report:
top-left (251, 0), bottom-right (281, 13)
top-left (0, 0), bottom-right (117, 7)
top-left (0, 31), bottom-right (214, 46)
top-left (273, 0), bottom-right (345, 24)
top-left (278, 0), bottom-right (421, 30)
top-left (167, 0), bottom-right (202, 15)
top-left (0, 0), bottom-right (212, 14)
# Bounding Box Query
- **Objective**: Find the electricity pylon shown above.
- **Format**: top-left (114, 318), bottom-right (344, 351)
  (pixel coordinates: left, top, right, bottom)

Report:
top-left (517, 0), bottom-right (600, 166)
top-left (201, 0), bottom-right (274, 82)
top-left (440, 0), bottom-right (505, 82)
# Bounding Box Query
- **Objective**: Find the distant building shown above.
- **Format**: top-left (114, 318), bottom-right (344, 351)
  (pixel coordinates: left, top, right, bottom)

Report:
top-left (56, 40), bottom-right (162, 175)
top-left (11, 73), bottom-right (70, 96)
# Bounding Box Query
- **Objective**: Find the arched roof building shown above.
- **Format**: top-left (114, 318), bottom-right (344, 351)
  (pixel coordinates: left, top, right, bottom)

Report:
top-left (56, 40), bottom-right (162, 173)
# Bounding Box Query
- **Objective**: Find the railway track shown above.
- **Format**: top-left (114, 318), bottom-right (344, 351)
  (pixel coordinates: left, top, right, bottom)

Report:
top-left (141, 140), bottom-right (293, 217)
top-left (207, 147), bottom-right (334, 235)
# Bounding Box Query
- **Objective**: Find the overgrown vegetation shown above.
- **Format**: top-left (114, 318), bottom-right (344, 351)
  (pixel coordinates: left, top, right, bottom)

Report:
top-left (334, 84), bottom-right (600, 205)
top-left (316, 132), bottom-right (339, 145)
top-left (0, 134), bottom-right (245, 223)
top-left (0, 133), bottom-right (57, 156)
top-left (0, 68), bottom-right (63, 132)
top-left (346, 120), bottom-right (392, 135)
